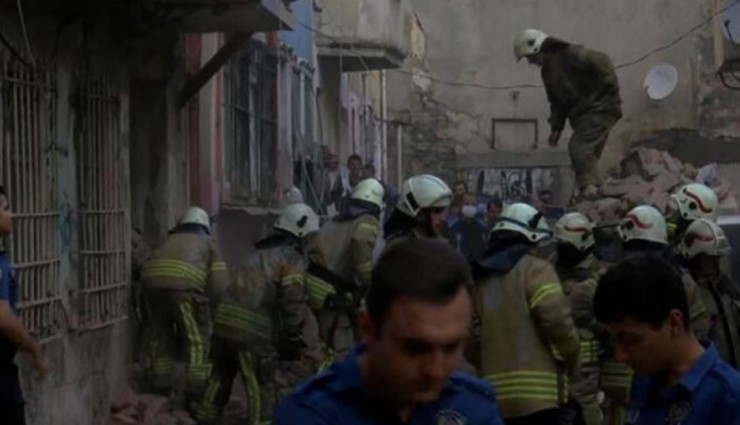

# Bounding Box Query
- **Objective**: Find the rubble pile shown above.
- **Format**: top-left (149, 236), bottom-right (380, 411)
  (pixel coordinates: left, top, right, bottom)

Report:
top-left (108, 389), bottom-right (195, 425)
top-left (575, 146), bottom-right (739, 224)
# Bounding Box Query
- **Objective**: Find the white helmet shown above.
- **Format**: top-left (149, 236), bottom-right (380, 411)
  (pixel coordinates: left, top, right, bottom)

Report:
top-left (492, 203), bottom-right (551, 242)
top-left (678, 218), bottom-right (731, 259)
top-left (352, 178), bottom-right (385, 210)
top-left (670, 183), bottom-right (719, 222)
top-left (514, 29), bottom-right (549, 61)
top-left (181, 207), bottom-right (211, 231)
top-left (273, 203), bottom-right (320, 238)
top-left (396, 174), bottom-right (453, 218)
top-left (554, 212), bottom-right (595, 251)
top-left (618, 205), bottom-right (667, 244)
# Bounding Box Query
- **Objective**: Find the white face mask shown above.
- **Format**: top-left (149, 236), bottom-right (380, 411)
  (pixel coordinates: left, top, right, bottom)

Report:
top-left (461, 205), bottom-right (478, 219)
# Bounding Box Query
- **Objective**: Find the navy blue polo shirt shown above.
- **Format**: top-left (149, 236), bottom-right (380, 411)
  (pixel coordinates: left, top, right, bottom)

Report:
top-left (626, 343), bottom-right (740, 425)
top-left (0, 251), bottom-right (18, 365)
top-left (274, 344), bottom-right (504, 425)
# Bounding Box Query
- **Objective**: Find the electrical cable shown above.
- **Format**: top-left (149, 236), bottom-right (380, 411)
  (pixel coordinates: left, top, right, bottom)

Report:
top-left (15, 0), bottom-right (36, 68)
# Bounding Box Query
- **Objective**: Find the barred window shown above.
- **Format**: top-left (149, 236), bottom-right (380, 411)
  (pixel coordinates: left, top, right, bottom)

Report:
top-left (225, 41), bottom-right (278, 205)
top-left (0, 52), bottom-right (63, 341)
top-left (73, 72), bottom-right (129, 330)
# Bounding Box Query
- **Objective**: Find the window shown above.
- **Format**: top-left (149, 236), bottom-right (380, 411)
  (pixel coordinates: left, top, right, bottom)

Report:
top-left (73, 72), bottom-right (129, 330)
top-left (0, 53), bottom-right (63, 341)
top-left (225, 41), bottom-right (278, 205)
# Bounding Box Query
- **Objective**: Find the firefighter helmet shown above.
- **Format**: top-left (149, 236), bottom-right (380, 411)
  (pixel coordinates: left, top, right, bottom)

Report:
top-left (514, 29), bottom-right (549, 60)
top-left (678, 218), bottom-right (730, 259)
top-left (352, 178), bottom-right (385, 210)
top-left (181, 207), bottom-right (211, 231)
top-left (554, 212), bottom-right (595, 251)
top-left (396, 174), bottom-right (453, 218)
top-left (670, 183), bottom-right (719, 222)
top-left (274, 203), bottom-right (320, 238)
top-left (618, 205), bottom-right (667, 244)
top-left (492, 202), bottom-right (552, 242)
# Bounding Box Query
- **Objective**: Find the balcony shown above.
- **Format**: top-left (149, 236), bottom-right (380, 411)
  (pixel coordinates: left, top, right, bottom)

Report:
top-left (316, 0), bottom-right (410, 71)
top-left (155, 0), bottom-right (295, 32)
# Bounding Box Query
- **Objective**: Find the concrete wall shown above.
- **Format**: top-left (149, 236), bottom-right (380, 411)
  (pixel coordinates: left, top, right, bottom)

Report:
top-left (387, 0), bottom-right (740, 185)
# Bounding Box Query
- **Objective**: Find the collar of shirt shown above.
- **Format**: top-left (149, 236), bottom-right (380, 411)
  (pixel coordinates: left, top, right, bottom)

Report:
top-left (635, 342), bottom-right (719, 408)
top-left (328, 343), bottom-right (455, 397)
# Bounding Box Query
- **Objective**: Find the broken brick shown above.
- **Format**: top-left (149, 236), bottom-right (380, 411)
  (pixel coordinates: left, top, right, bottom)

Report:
top-left (137, 394), bottom-right (170, 425)
top-left (112, 387), bottom-right (138, 414)
top-left (593, 198), bottom-right (623, 224)
top-left (660, 151), bottom-right (684, 174)
top-left (650, 170), bottom-right (681, 194)
top-left (601, 175), bottom-right (647, 197)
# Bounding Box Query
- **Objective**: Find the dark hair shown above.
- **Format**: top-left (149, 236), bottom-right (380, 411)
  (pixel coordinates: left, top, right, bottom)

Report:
top-left (367, 238), bottom-right (472, 324)
top-left (488, 196), bottom-right (503, 209)
top-left (594, 253), bottom-right (690, 330)
top-left (347, 154), bottom-right (362, 165)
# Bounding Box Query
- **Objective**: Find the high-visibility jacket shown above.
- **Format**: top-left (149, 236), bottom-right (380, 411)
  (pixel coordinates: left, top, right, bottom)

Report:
top-left (475, 254), bottom-right (580, 419)
top-left (213, 243), bottom-right (306, 348)
top-left (306, 214), bottom-right (379, 309)
top-left (141, 228), bottom-right (228, 299)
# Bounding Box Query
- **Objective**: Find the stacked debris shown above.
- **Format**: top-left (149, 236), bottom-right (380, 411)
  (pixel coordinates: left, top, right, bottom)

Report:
top-left (575, 146), bottom-right (739, 224)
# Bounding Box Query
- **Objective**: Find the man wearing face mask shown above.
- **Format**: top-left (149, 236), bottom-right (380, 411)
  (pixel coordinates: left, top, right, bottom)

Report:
top-left (448, 192), bottom-right (489, 261)
top-left (553, 213), bottom-right (604, 425)
top-left (383, 174), bottom-right (453, 251)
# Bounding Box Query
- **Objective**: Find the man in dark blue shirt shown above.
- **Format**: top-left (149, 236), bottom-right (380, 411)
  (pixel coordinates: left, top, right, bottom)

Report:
top-left (593, 253), bottom-right (740, 425)
top-left (274, 239), bottom-right (504, 424)
top-left (0, 186), bottom-right (48, 424)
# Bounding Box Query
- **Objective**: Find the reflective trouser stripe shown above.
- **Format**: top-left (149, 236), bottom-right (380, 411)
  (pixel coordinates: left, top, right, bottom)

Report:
top-left (486, 371), bottom-right (559, 402)
top-left (214, 303), bottom-right (272, 341)
top-left (601, 362), bottom-right (633, 389)
top-left (282, 273), bottom-right (304, 287)
top-left (529, 283), bottom-right (563, 309)
top-left (143, 259), bottom-right (207, 291)
top-left (210, 261), bottom-right (227, 272)
top-left (306, 274), bottom-right (336, 310)
top-left (356, 261), bottom-right (372, 283)
top-left (180, 301), bottom-right (210, 386)
top-left (239, 352), bottom-right (261, 425)
top-left (580, 340), bottom-right (600, 364)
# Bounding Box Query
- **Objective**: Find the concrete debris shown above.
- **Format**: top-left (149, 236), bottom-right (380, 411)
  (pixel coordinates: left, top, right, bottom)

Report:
top-left (574, 147), bottom-right (739, 223)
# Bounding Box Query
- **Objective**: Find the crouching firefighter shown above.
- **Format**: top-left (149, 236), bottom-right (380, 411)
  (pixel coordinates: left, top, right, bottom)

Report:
top-left (140, 207), bottom-right (228, 410)
top-left (471, 203), bottom-right (581, 425)
top-left (307, 178), bottom-right (384, 366)
top-left (194, 203), bottom-right (320, 425)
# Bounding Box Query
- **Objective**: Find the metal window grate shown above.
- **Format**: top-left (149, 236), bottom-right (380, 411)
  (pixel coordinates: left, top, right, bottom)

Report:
top-left (0, 52), bottom-right (63, 341)
top-left (73, 72), bottom-right (129, 330)
top-left (225, 41), bottom-right (278, 205)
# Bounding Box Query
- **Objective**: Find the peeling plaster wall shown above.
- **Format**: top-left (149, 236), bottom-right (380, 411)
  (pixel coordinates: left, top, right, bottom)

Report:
top-left (388, 0), bottom-right (740, 187)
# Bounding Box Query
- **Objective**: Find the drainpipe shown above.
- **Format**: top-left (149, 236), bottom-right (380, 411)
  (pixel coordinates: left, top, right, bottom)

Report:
top-left (396, 124), bottom-right (403, 187)
top-left (380, 70), bottom-right (387, 181)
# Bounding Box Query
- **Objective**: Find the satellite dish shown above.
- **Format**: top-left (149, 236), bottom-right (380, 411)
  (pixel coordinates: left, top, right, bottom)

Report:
top-left (644, 64), bottom-right (678, 100)
top-left (722, 0), bottom-right (740, 44)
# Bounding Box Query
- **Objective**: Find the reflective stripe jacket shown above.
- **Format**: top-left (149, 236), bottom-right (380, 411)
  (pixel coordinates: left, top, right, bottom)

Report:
top-left (213, 244), bottom-right (306, 348)
top-left (475, 254), bottom-right (580, 419)
top-left (141, 230), bottom-right (228, 299)
top-left (306, 214), bottom-right (379, 309)
top-left (555, 254), bottom-right (603, 365)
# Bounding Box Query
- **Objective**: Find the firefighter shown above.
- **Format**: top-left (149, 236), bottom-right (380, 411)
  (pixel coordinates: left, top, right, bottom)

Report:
top-left (307, 178), bottom-right (385, 364)
top-left (194, 203), bottom-right (320, 425)
top-left (383, 174), bottom-right (453, 250)
top-left (140, 207), bottom-right (228, 409)
top-left (514, 29), bottom-right (622, 200)
top-left (600, 205), bottom-right (709, 425)
top-left (678, 218), bottom-right (740, 367)
top-left (667, 183), bottom-right (719, 245)
top-left (472, 202), bottom-right (581, 424)
top-left (553, 212), bottom-right (604, 425)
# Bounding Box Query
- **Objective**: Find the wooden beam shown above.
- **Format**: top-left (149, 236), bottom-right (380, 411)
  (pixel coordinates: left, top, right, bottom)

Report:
top-left (176, 32), bottom-right (253, 109)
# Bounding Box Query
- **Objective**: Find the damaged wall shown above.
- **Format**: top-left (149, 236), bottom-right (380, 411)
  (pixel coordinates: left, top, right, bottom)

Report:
top-left (387, 0), bottom-right (740, 189)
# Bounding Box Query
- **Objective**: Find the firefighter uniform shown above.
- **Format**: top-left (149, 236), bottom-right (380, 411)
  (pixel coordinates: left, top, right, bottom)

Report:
top-left (140, 221), bottom-right (228, 402)
top-left (195, 243), bottom-right (308, 425)
top-left (556, 254), bottom-right (603, 425)
top-left (308, 213), bottom-right (380, 361)
top-left (472, 203), bottom-right (580, 423)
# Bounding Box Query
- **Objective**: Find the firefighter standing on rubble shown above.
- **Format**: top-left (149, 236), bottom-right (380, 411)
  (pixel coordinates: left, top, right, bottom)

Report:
top-left (599, 205), bottom-right (709, 425)
top-left (471, 203), bottom-right (581, 424)
top-left (140, 207), bottom-right (229, 411)
top-left (306, 178), bottom-right (385, 366)
top-left (514, 29), bottom-right (622, 200)
top-left (552, 213), bottom-right (604, 425)
top-left (194, 203), bottom-right (320, 425)
top-left (383, 174), bottom-right (453, 251)
top-left (678, 218), bottom-right (740, 367)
